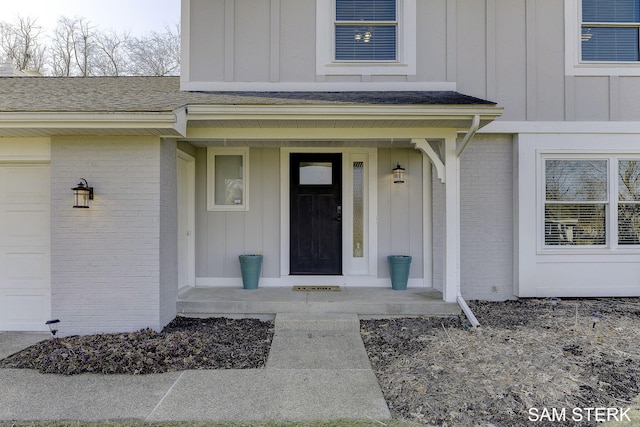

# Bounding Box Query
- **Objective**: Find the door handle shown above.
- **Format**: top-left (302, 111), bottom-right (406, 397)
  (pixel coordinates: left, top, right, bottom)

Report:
top-left (335, 205), bottom-right (342, 222)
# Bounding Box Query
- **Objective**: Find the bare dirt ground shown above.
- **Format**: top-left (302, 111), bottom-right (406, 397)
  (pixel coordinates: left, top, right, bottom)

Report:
top-left (1, 299), bottom-right (638, 426)
top-left (361, 298), bottom-right (640, 426)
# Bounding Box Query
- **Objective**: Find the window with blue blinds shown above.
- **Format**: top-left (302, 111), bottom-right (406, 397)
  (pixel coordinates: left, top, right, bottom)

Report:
top-left (582, 0), bottom-right (640, 61)
top-left (335, 0), bottom-right (397, 61)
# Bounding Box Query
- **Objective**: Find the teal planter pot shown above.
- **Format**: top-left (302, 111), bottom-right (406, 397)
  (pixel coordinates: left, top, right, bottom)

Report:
top-left (239, 255), bottom-right (263, 290)
top-left (387, 255), bottom-right (412, 291)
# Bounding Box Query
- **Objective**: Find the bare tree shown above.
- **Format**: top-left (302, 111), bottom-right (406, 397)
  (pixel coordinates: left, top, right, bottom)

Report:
top-left (73, 18), bottom-right (95, 77)
top-left (94, 30), bottom-right (131, 76)
top-left (49, 16), bottom-right (98, 77)
top-left (0, 16), bottom-right (46, 73)
top-left (3, 15), bottom-right (180, 77)
top-left (50, 17), bottom-right (76, 76)
top-left (126, 24), bottom-right (180, 76)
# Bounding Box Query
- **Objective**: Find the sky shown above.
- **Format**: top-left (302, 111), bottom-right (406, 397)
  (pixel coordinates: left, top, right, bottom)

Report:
top-left (0, 0), bottom-right (180, 36)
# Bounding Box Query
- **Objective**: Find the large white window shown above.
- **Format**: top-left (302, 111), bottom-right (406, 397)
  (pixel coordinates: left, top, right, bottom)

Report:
top-left (316, 0), bottom-right (416, 76)
top-left (207, 148), bottom-right (249, 211)
top-left (543, 156), bottom-right (640, 248)
top-left (565, 0), bottom-right (640, 75)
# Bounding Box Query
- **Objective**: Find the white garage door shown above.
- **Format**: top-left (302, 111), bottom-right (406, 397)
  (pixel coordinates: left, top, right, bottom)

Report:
top-left (0, 164), bottom-right (50, 331)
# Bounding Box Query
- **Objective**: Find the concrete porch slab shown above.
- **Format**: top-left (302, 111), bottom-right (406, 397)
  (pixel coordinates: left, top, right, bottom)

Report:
top-left (177, 286), bottom-right (459, 318)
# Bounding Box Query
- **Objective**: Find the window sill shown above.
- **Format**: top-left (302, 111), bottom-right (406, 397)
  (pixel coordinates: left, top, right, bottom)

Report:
top-left (537, 247), bottom-right (640, 257)
top-left (318, 62), bottom-right (412, 76)
top-left (207, 205), bottom-right (249, 212)
top-left (567, 63), bottom-right (640, 76)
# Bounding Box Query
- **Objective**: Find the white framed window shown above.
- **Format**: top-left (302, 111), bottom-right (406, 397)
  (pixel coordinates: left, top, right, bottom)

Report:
top-left (542, 155), bottom-right (640, 248)
top-left (207, 147), bottom-right (249, 211)
top-left (565, 0), bottom-right (640, 75)
top-left (335, 0), bottom-right (397, 62)
top-left (316, 0), bottom-right (416, 76)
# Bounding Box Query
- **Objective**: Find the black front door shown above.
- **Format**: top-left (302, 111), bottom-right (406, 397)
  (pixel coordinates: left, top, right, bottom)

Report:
top-left (290, 153), bottom-right (342, 275)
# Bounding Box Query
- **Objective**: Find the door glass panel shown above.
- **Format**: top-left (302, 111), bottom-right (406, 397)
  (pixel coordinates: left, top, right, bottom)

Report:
top-left (353, 161), bottom-right (364, 257)
top-left (300, 162), bottom-right (332, 185)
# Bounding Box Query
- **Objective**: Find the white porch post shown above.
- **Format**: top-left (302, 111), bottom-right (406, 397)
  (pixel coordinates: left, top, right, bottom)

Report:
top-left (442, 135), bottom-right (460, 302)
top-left (412, 135), bottom-right (460, 303)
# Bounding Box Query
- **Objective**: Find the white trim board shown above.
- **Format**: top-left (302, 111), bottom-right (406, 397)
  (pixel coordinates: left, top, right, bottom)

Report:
top-left (480, 121), bottom-right (640, 134)
top-left (564, 0), bottom-right (640, 77)
top-left (177, 150), bottom-right (196, 288)
top-left (180, 81), bottom-right (456, 92)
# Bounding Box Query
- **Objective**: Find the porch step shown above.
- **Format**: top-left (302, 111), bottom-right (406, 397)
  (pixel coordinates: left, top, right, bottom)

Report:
top-left (177, 286), bottom-right (460, 318)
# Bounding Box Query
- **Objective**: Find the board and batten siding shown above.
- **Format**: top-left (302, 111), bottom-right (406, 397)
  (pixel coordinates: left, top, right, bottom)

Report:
top-left (183, 0), bottom-right (449, 86)
top-left (184, 0), bottom-right (640, 122)
top-left (195, 147), bottom-right (281, 280)
top-left (377, 148), bottom-right (424, 279)
top-left (456, 0), bottom-right (640, 122)
top-left (195, 146), bottom-right (429, 284)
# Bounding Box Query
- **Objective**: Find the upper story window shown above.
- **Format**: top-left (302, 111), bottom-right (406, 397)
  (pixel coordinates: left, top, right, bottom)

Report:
top-left (335, 0), bottom-right (397, 61)
top-left (581, 0), bottom-right (640, 62)
top-left (316, 0), bottom-right (416, 77)
top-left (565, 0), bottom-right (640, 75)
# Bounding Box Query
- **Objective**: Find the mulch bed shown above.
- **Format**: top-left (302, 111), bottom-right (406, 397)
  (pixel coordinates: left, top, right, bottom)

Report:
top-left (1, 299), bottom-right (638, 426)
top-left (361, 298), bottom-right (640, 426)
top-left (0, 317), bottom-right (274, 375)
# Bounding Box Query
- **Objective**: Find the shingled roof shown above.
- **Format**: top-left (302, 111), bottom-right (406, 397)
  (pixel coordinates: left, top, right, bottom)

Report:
top-left (0, 76), bottom-right (496, 113)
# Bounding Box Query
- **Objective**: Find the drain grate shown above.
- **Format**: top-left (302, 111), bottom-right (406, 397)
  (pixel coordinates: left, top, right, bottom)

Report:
top-left (292, 285), bottom-right (342, 292)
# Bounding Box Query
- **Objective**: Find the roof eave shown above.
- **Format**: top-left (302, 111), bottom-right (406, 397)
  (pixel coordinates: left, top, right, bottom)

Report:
top-left (0, 111), bottom-right (183, 137)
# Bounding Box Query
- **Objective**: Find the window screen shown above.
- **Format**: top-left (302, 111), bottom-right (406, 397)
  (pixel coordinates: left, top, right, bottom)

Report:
top-left (582, 0), bottom-right (640, 61)
top-left (335, 0), bottom-right (397, 61)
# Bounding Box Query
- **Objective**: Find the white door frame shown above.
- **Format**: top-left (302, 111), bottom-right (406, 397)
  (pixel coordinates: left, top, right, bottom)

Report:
top-left (177, 150), bottom-right (196, 288)
top-left (279, 147), bottom-right (378, 285)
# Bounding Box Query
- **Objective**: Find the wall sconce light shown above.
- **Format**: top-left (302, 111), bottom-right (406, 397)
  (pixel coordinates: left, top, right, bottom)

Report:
top-left (393, 162), bottom-right (405, 184)
top-left (72, 178), bottom-right (94, 208)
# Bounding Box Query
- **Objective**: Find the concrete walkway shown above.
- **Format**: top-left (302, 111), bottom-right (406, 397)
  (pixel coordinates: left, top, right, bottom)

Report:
top-left (0, 313), bottom-right (391, 423)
